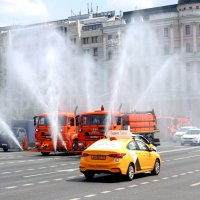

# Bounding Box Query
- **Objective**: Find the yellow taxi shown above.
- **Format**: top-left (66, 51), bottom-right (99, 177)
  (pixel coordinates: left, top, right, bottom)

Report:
top-left (80, 131), bottom-right (161, 181)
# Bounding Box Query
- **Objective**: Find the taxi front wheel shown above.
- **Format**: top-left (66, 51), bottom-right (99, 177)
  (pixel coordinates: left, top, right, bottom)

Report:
top-left (151, 159), bottom-right (160, 175)
top-left (125, 163), bottom-right (135, 181)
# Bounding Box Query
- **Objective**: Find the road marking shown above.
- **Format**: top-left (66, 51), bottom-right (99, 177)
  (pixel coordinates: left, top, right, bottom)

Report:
top-left (159, 146), bottom-right (200, 154)
top-left (38, 181), bottom-right (49, 184)
top-left (190, 182), bottom-right (200, 187)
top-left (140, 182), bottom-right (149, 185)
top-left (195, 170), bottom-right (200, 172)
top-left (38, 167), bottom-right (47, 169)
top-left (50, 166), bottom-right (57, 168)
top-left (84, 194), bottom-right (96, 198)
top-left (187, 171), bottom-right (194, 174)
top-left (6, 186), bottom-right (17, 189)
top-left (26, 169), bottom-right (35, 171)
top-left (173, 155), bottom-right (200, 161)
top-left (24, 168), bottom-right (79, 178)
top-left (180, 173), bottom-right (186, 176)
top-left (15, 170), bottom-right (23, 173)
top-left (115, 188), bottom-right (125, 190)
top-left (23, 183), bottom-right (34, 187)
top-left (2, 172), bottom-right (11, 174)
top-left (54, 178), bottom-right (63, 181)
top-left (171, 175), bottom-right (178, 178)
top-left (152, 179), bottom-right (160, 182)
top-left (101, 191), bottom-right (112, 194)
top-left (128, 185), bottom-right (138, 188)
top-left (69, 198), bottom-right (80, 200)
top-left (162, 177), bottom-right (169, 180)
top-left (67, 176), bottom-right (77, 179)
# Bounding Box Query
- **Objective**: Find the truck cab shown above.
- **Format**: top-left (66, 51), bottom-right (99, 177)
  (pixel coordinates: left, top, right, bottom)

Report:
top-left (77, 108), bottom-right (122, 150)
top-left (34, 112), bottom-right (77, 155)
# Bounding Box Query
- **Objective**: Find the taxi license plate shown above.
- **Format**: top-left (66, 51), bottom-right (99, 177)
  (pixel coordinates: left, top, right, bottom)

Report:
top-left (91, 155), bottom-right (106, 160)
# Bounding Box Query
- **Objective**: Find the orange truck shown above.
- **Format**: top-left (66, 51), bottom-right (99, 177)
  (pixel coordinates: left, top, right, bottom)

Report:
top-left (122, 110), bottom-right (160, 146)
top-left (77, 106), bottom-right (122, 151)
top-left (157, 116), bottom-right (190, 139)
top-left (34, 112), bottom-right (78, 156)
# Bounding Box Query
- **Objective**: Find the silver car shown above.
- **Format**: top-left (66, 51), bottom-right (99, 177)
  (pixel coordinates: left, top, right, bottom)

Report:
top-left (180, 129), bottom-right (200, 146)
top-left (173, 126), bottom-right (196, 142)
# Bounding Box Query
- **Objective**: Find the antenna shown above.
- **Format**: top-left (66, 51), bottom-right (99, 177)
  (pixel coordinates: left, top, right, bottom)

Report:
top-left (91, 2), bottom-right (93, 13)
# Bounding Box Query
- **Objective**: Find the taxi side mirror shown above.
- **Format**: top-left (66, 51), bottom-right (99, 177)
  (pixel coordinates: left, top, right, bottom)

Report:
top-left (148, 147), bottom-right (156, 152)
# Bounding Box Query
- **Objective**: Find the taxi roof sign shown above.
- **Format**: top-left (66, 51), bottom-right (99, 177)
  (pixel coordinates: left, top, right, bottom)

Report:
top-left (106, 130), bottom-right (132, 139)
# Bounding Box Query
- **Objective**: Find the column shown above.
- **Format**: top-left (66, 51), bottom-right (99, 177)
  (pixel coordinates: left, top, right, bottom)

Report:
top-left (180, 23), bottom-right (184, 53)
top-left (193, 22), bottom-right (197, 53)
top-left (170, 25), bottom-right (174, 54)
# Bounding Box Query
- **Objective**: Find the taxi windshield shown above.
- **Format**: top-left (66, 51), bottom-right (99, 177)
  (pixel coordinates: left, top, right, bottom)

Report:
top-left (81, 114), bottom-right (111, 125)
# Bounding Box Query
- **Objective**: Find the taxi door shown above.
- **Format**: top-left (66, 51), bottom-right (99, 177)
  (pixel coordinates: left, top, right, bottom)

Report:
top-left (135, 140), bottom-right (154, 170)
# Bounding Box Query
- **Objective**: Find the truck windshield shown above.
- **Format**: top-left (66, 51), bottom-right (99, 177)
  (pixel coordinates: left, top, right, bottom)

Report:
top-left (81, 114), bottom-right (111, 125)
top-left (38, 115), bottom-right (67, 126)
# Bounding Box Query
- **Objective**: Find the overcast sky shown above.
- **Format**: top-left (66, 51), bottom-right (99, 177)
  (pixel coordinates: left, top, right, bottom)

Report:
top-left (0, 0), bottom-right (178, 27)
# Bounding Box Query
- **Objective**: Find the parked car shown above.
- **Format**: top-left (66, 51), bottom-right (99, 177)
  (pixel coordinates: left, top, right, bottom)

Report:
top-left (173, 126), bottom-right (196, 142)
top-left (0, 127), bottom-right (27, 152)
top-left (80, 137), bottom-right (161, 181)
top-left (180, 128), bottom-right (200, 146)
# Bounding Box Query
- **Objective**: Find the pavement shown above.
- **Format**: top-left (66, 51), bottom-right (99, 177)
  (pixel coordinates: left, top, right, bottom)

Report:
top-left (0, 141), bottom-right (199, 200)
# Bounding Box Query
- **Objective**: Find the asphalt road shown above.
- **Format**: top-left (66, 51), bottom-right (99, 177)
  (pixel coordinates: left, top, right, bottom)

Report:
top-left (0, 142), bottom-right (200, 200)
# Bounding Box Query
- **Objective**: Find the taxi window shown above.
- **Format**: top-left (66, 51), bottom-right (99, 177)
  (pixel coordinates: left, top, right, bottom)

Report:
top-left (127, 141), bottom-right (138, 150)
top-left (135, 140), bottom-right (149, 151)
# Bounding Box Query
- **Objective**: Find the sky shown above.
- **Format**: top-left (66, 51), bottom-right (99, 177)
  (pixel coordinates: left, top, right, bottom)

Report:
top-left (0, 0), bottom-right (178, 27)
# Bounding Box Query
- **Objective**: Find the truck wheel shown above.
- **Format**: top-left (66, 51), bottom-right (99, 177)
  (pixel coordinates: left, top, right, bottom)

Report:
top-left (3, 147), bottom-right (8, 152)
top-left (41, 152), bottom-right (50, 156)
top-left (84, 172), bottom-right (94, 181)
top-left (72, 139), bottom-right (78, 151)
top-left (125, 163), bottom-right (134, 181)
top-left (151, 159), bottom-right (160, 175)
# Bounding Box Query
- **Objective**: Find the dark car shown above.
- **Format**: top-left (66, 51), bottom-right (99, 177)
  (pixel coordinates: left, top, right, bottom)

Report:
top-left (0, 127), bottom-right (26, 152)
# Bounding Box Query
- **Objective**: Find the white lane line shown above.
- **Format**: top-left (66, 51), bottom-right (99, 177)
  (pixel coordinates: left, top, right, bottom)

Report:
top-left (128, 185), bottom-right (138, 188)
top-left (84, 194), bottom-right (96, 198)
top-left (180, 173), bottom-right (186, 176)
top-left (15, 170), bottom-right (23, 173)
top-left (69, 198), bottom-right (80, 200)
top-left (162, 177), bottom-right (169, 180)
top-left (2, 172), bottom-right (11, 174)
top-left (152, 180), bottom-right (160, 182)
top-left (54, 178), bottom-right (63, 181)
top-left (173, 155), bottom-right (200, 161)
top-left (23, 183), bottom-right (34, 187)
top-left (195, 170), bottom-right (200, 172)
top-left (171, 175), bottom-right (178, 178)
top-left (190, 182), bottom-right (200, 187)
top-left (38, 181), bottom-right (49, 184)
top-left (24, 168), bottom-right (78, 178)
top-left (38, 167), bottom-right (47, 169)
top-left (115, 188), bottom-right (125, 191)
top-left (67, 176), bottom-right (77, 179)
top-left (140, 182), bottom-right (149, 185)
top-left (18, 160), bottom-right (25, 163)
top-left (187, 171), bottom-right (194, 174)
top-left (159, 146), bottom-right (200, 154)
top-left (6, 186), bottom-right (17, 189)
top-left (26, 169), bottom-right (35, 171)
top-left (101, 191), bottom-right (112, 194)
top-left (49, 166), bottom-right (57, 168)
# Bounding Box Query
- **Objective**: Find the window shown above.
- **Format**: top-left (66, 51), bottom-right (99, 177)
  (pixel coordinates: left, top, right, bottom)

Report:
top-left (164, 45), bottom-right (170, 55)
top-left (93, 47), bottom-right (98, 56)
top-left (164, 27), bottom-right (169, 37)
top-left (92, 36), bottom-right (98, 43)
top-left (108, 34), bottom-right (112, 40)
top-left (186, 43), bottom-right (192, 52)
top-left (108, 51), bottom-right (113, 60)
top-left (136, 141), bottom-right (149, 151)
top-left (127, 141), bottom-right (138, 150)
top-left (185, 25), bottom-right (191, 35)
top-left (83, 37), bottom-right (89, 44)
